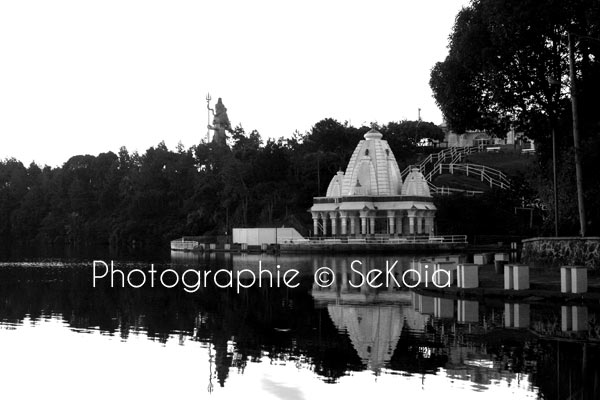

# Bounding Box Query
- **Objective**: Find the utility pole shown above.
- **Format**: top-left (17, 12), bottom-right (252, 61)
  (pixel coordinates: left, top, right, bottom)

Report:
top-left (206, 93), bottom-right (213, 143)
top-left (568, 32), bottom-right (587, 237)
top-left (552, 126), bottom-right (559, 236)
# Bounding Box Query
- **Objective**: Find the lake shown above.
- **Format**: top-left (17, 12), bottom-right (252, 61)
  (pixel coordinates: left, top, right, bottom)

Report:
top-left (0, 251), bottom-right (598, 399)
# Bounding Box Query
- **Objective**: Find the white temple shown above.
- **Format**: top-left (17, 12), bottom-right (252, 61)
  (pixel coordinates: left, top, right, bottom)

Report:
top-left (310, 128), bottom-right (436, 237)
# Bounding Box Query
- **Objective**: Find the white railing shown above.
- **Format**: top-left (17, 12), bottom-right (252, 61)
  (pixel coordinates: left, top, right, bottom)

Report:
top-left (424, 163), bottom-right (510, 189)
top-left (427, 182), bottom-right (484, 196)
top-left (281, 235), bottom-right (468, 245)
top-left (400, 144), bottom-right (485, 180)
top-left (399, 144), bottom-right (511, 192)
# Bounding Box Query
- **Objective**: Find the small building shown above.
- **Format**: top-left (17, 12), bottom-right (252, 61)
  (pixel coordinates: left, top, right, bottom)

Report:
top-left (310, 129), bottom-right (436, 237)
top-left (445, 128), bottom-right (491, 147)
top-left (232, 228), bottom-right (304, 245)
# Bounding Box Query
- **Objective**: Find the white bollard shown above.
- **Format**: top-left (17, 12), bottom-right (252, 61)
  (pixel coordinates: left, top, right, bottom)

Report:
top-left (560, 266), bottom-right (588, 294)
top-left (560, 267), bottom-right (572, 293)
top-left (505, 303), bottom-right (530, 328)
top-left (457, 263), bottom-right (479, 288)
top-left (457, 300), bottom-right (479, 323)
top-left (504, 303), bottom-right (512, 328)
top-left (418, 259), bottom-right (435, 283)
top-left (411, 292), bottom-right (418, 311)
top-left (561, 305), bottom-right (572, 331)
top-left (572, 267), bottom-right (588, 294)
top-left (474, 253), bottom-right (493, 264)
top-left (504, 265), bottom-right (514, 289)
top-left (572, 306), bottom-right (588, 331)
top-left (513, 303), bottom-right (530, 328)
top-left (418, 294), bottom-right (435, 315)
top-left (562, 305), bottom-right (589, 332)
top-left (513, 265), bottom-right (530, 290)
top-left (433, 262), bottom-right (457, 286)
top-left (434, 297), bottom-right (454, 319)
top-left (495, 253), bottom-right (510, 262)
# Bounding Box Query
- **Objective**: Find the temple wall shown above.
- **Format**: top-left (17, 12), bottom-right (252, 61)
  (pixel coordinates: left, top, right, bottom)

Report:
top-left (521, 237), bottom-right (600, 269)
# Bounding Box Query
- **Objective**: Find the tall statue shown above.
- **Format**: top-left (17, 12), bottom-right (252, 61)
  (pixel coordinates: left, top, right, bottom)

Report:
top-left (207, 96), bottom-right (232, 145)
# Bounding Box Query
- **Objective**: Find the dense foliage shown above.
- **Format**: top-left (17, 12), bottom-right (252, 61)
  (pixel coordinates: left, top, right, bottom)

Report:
top-left (430, 0), bottom-right (600, 235)
top-left (0, 119), bottom-right (448, 248)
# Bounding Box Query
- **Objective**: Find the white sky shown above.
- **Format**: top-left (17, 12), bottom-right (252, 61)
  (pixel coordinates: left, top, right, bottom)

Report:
top-left (0, 0), bottom-right (469, 167)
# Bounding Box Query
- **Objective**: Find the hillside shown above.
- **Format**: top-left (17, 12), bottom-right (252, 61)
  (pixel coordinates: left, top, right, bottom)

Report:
top-left (464, 147), bottom-right (535, 177)
top-left (425, 145), bottom-right (535, 192)
top-left (432, 174), bottom-right (492, 192)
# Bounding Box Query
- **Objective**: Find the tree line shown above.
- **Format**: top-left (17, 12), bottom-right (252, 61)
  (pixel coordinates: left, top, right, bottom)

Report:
top-left (1, 119), bottom-right (453, 248)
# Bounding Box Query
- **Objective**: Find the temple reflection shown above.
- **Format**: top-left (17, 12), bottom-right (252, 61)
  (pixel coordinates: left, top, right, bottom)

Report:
top-left (327, 305), bottom-right (403, 372)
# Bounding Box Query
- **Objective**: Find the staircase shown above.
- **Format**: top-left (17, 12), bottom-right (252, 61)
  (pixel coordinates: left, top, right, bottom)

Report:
top-left (402, 145), bottom-right (511, 195)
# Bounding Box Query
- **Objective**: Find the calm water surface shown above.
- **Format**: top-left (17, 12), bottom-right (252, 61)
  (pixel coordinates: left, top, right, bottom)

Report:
top-left (0, 251), bottom-right (598, 399)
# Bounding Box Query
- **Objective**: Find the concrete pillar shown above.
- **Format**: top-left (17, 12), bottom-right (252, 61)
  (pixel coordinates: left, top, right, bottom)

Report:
top-left (572, 306), bottom-right (588, 331)
top-left (504, 264), bottom-right (529, 290)
top-left (340, 264), bottom-right (348, 293)
top-left (474, 253), bottom-right (493, 264)
top-left (407, 211), bottom-right (416, 235)
top-left (330, 259), bottom-right (337, 292)
top-left (321, 213), bottom-right (328, 236)
top-left (387, 211), bottom-right (395, 235)
top-left (417, 294), bottom-right (435, 315)
top-left (514, 304), bottom-right (530, 328)
top-left (369, 216), bottom-right (375, 235)
top-left (311, 212), bottom-right (320, 236)
top-left (396, 214), bottom-right (403, 235)
top-left (360, 261), bottom-right (369, 294)
top-left (424, 212), bottom-right (435, 236)
top-left (513, 265), bottom-right (529, 290)
top-left (416, 212), bottom-right (424, 234)
top-left (340, 212), bottom-right (348, 235)
top-left (504, 265), bottom-right (513, 289)
top-left (329, 212), bottom-right (337, 236)
top-left (560, 306), bottom-right (588, 332)
top-left (495, 253), bottom-right (510, 262)
top-left (360, 216), bottom-right (367, 235)
top-left (505, 303), bottom-right (530, 328)
top-left (457, 263), bottom-right (479, 288)
top-left (457, 300), bottom-right (479, 323)
top-left (561, 305), bottom-right (571, 331)
top-left (434, 297), bottom-right (454, 319)
top-left (350, 216), bottom-right (356, 235)
top-left (561, 266), bottom-right (588, 294)
top-left (433, 262), bottom-right (457, 286)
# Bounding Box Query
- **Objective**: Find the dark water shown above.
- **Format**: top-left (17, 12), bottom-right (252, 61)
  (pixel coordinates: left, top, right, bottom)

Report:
top-left (0, 251), bottom-right (598, 399)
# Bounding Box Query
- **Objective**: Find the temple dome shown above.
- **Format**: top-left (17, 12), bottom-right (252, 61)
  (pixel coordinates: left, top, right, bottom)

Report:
top-left (401, 168), bottom-right (431, 197)
top-left (325, 129), bottom-right (402, 197)
top-left (326, 171), bottom-right (344, 197)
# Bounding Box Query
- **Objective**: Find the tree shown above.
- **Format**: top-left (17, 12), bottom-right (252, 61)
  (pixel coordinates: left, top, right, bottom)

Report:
top-left (430, 0), bottom-right (600, 235)
top-left (430, 0), bottom-right (600, 136)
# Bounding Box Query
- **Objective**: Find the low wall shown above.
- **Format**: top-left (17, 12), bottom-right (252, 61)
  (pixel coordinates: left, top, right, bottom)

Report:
top-left (279, 242), bottom-right (467, 254)
top-left (521, 237), bottom-right (600, 268)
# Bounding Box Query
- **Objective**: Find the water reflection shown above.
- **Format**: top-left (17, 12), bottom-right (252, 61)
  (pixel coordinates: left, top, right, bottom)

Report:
top-left (327, 305), bottom-right (404, 372)
top-left (0, 253), bottom-right (598, 399)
